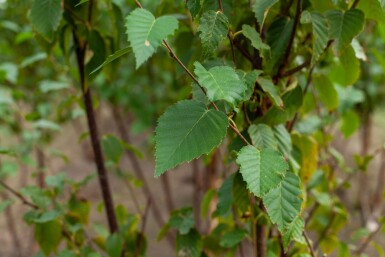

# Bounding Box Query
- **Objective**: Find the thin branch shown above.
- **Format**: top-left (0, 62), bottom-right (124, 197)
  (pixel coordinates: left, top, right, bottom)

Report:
top-left (354, 223), bottom-right (382, 257)
top-left (218, 0), bottom-right (223, 12)
top-left (283, 59), bottom-right (310, 77)
top-left (303, 231), bottom-right (316, 257)
top-left (351, 0), bottom-right (360, 9)
top-left (0, 180), bottom-right (39, 209)
top-left (135, 198), bottom-right (151, 257)
top-left (228, 32), bottom-right (236, 67)
top-left (276, 0), bottom-right (303, 79)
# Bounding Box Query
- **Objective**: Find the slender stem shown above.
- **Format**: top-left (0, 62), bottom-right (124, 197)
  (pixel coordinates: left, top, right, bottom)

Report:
top-left (161, 173), bottom-right (175, 212)
top-left (0, 193), bottom-right (23, 257)
top-left (111, 107), bottom-right (174, 245)
top-left (354, 223), bottom-right (382, 257)
top-left (228, 32), bottom-right (236, 67)
top-left (218, 0), bottom-right (223, 12)
top-left (135, 198), bottom-right (151, 257)
top-left (0, 180), bottom-right (39, 209)
top-left (351, 0), bottom-right (360, 8)
top-left (276, 0), bottom-right (302, 79)
top-left (303, 231), bottom-right (316, 257)
top-left (283, 59), bottom-right (310, 77)
top-left (72, 1), bottom-right (118, 232)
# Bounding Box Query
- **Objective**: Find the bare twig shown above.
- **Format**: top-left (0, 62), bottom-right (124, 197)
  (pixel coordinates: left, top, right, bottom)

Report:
top-left (354, 223), bottom-right (382, 256)
top-left (351, 0), bottom-right (360, 8)
top-left (303, 231), bottom-right (316, 257)
top-left (0, 181), bottom-right (39, 209)
top-left (283, 59), bottom-right (310, 77)
top-left (135, 198), bottom-right (151, 257)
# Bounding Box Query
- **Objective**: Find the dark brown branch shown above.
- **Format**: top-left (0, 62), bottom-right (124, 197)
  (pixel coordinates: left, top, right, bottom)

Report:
top-left (218, 0), bottom-right (223, 12)
top-left (283, 59), bottom-right (310, 77)
top-left (276, 0), bottom-right (303, 79)
top-left (72, 1), bottom-right (118, 233)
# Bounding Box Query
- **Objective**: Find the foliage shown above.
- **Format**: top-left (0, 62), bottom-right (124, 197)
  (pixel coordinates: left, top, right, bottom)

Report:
top-left (1, 0), bottom-right (385, 257)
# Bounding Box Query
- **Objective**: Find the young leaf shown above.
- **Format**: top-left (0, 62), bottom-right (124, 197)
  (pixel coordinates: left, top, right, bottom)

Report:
top-left (252, 0), bottom-right (279, 28)
top-left (198, 11), bottom-right (229, 57)
top-left (326, 9), bottom-right (365, 53)
top-left (187, 0), bottom-right (201, 18)
top-left (169, 208), bottom-right (195, 235)
top-left (262, 173), bottom-right (302, 232)
top-left (219, 228), bottom-right (248, 248)
top-left (242, 24), bottom-right (270, 57)
top-left (292, 133), bottom-right (319, 182)
top-left (357, 0), bottom-right (385, 23)
top-left (313, 74), bottom-right (338, 110)
top-left (215, 173), bottom-right (235, 217)
top-left (310, 12), bottom-right (329, 64)
top-left (236, 146), bottom-right (287, 197)
top-left (106, 233), bottom-right (123, 257)
top-left (125, 8), bottom-right (178, 68)
top-left (248, 124), bottom-right (278, 150)
top-left (330, 45), bottom-right (360, 86)
top-left (155, 100), bottom-right (228, 176)
top-left (257, 77), bottom-right (283, 107)
top-left (34, 220), bottom-right (62, 255)
top-left (90, 47), bottom-right (131, 75)
top-left (176, 229), bottom-right (202, 257)
top-left (282, 216), bottom-right (306, 250)
top-left (29, 0), bottom-right (63, 40)
top-left (194, 62), bottom-right (247, 108)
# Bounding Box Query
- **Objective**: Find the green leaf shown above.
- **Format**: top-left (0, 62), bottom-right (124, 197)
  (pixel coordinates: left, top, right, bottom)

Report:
top-left (330, 45), bottom-right (360, 86)
top-left (248, 124), bottom-right (278, 150)
top-left (220, 228), bottom-right (248, 248)
top-left (262, 173), bottom-right (302, 232)
top-left (155, 100), bottom-right (228, 176)
top-left (194, 62), bottom-right (247, 107)
top-left (292, 133), bottom-right (319, 182)
top-left (313, 75), bottom-right (338, 110)
top-left (282, 216), bottom-right (306, 250)
top-left (0, 199), bottom-right (13, 213)
top-left (200, 189), bottom-right (216, 218)
top-left (340, 110), bottom-right (359, 138)
top-left (75, 0), bottom-right (89, 7)
top-left (232, 172), bottom-right (250, 213)
top-left (29, 0), bottom-right (63, 40)
top-left (326, 9), bottom-right (365, 53)
top-left (102, 135), bottom-right (124, 164)
top-left (198, 11), bottom-right (229, 57)
top-left (310, 12), bottom-right (329, 64)
top-left (176, 229), bottom-right (202, 257)
top-left (238, 69), bottom-right (262, 100)
top-left (252, 0), bottom-right (279, 28)
top-left (169, 207), bottom-right (195, 235)
top-left (236, 146), bottom-right (288, 197)
top-left (90, 47), bottom-right (131, 75)
top-left (39, 80), bottom-right (69, 93)
top-left (106, 233), bottom-right (123, 257)
top-left (215, 173), bottom-right (235, 216)
top-left (242, 24), bottom-right (270, 57)
top-left (187, 0), bottom-right (201, 18)
top-left (125, 8), bottom-right (178, 68)
top-left (265, 18), bottom-right (294, 74)
top-left (257, 77), bottom-right (283, 107)
top-left (35, 220), bottom-right (62, 255)
top-left (357, 0), bottom-right (385, 23)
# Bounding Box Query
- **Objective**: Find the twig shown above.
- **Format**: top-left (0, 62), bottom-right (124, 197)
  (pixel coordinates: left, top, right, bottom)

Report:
top-left (218, 0), bottom-right (223, 12)
top-left (135, 198), bottom-right (151, 257)
top-left (0, 181), bottom-right (39, 209)
top-left (303, 231), bottom-right (316, 257)
top-left (282, 59), bottom-right (310, 77)
top-left (276, 0), bottom-right (302, 79)
top-left (161, 174), bottom-right (175, 212)
top-left (351, 0), bottom-right (360, 8)
top-left (354, 223), bottom-right (382, 257)
top-left (228, 32), bottom-right (236, 67)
